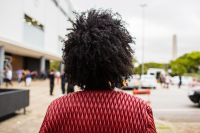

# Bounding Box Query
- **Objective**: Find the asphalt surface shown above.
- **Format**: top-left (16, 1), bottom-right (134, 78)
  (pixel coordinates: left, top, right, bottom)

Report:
top-left (124, 85), bottom-right (200, 122)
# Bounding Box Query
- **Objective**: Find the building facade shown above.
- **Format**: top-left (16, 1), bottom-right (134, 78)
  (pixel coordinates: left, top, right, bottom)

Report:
top-left (0, 0), bottom-right (74, 84)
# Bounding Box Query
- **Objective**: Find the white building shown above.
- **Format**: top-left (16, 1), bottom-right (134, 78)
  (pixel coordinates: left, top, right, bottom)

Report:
top-left (0, 0), bottom-right (74, 83)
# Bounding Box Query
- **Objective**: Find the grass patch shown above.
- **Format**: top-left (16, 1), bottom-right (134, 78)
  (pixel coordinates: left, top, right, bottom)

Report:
top-left (156, 123), bottom-right (171, 130)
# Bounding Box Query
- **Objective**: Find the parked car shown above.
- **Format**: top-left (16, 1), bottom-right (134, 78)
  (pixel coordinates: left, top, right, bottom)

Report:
top-left (188, 88), bottom-right (200, 106)
top-left (121, 75), bottom-right (140, 90)
top-left (140, 75), bottom-right (157, 89)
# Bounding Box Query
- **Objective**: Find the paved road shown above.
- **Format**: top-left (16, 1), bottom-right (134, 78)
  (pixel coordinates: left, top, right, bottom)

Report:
top-left (124, 85), bottom-right (200, 122)
top-left (152, 87), bottom-right (200, 122)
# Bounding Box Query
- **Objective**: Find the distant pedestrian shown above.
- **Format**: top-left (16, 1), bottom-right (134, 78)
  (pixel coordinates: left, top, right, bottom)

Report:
top-left (16, 69), bottom-right (23, 83)
top-left (5, 67), bottom-right (13, 87)
top-left (67, 83), bottom-right (74, 94)
top-left (61, 72), bottom-right (66, 94)
top-left (55, 71), bottom-right (61, 85)
top-left (49, 69), bottom-right (55, 96)
top-left (164, 75), bottom-right (170, 88)
top-left (40, 71), bottom-right (47, 80)
top-left (66, 72), bottom-right (74, 94)
top-left (159, 74), bottom-right (165, 87)
top-left (31, 71), bottom-right (38, 80)
top-left (178, 75), bottom-right (182, 88)
top-left (22, 70), bottom-right (27, 86)
top-left (25, 70), bottom-right (32, 86)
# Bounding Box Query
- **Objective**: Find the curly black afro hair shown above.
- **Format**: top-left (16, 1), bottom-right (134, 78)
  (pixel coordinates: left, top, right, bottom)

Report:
top-left (63, 9), bottom-right (134, 90)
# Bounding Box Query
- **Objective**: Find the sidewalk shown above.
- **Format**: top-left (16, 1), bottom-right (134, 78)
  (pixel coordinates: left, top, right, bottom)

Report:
top-left (0, 80), bottom-right (199, 133)
top-left (0, 80), bottom-right (60, 133)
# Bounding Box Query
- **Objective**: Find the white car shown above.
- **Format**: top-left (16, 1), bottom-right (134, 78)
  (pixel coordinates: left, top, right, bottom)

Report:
top-left (140, 75), bottom-right (157, 89)
top-left (127, 75), bottom-right (140, 88)
top-left (121, 75), bottom-right (140, 90)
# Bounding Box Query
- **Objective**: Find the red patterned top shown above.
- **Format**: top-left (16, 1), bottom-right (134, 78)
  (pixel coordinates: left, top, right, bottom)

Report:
top-left (39, 90), bottom-right (156, 133)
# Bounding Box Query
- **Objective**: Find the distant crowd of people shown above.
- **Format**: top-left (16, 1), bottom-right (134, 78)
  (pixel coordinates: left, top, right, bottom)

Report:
top-left (158, 74), bottom-right (182, 88)
top-left (3, 68), bottom-right (39, 87)
top-left (2, 67), bottom-right (199, 95)
top-left (2, 66), bottom-right (74, 96)
top-left (48, 69), bottom-right (74, 96)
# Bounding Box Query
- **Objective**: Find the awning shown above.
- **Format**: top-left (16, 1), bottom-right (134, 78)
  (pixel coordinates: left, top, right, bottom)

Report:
top-left (0, 36), bottom-right (62, 61)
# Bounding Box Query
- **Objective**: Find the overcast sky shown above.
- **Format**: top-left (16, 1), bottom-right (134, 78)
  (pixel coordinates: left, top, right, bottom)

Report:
top-left (71, 0), bottom-right (200, 63)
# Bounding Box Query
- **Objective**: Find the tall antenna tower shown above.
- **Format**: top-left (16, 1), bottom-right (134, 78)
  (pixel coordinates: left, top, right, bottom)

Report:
top-left (172, 34), bottom-right (177, 60)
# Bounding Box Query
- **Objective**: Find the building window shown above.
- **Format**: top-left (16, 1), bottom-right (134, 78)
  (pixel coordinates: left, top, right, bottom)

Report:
top-left (24, 14), bottom-right (44, 31)
top-left (23, 14), bottom-right (44, 50)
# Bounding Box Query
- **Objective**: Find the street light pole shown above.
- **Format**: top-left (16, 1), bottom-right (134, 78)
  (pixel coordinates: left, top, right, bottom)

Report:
top-left (140, 3), bottom-right (147, 75)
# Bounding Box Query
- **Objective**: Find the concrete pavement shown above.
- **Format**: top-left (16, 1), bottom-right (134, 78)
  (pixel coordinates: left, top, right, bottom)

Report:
top-left (0, 81), bottom-right (200, 133)
top-left (0, 80), bottom-right (60, 133)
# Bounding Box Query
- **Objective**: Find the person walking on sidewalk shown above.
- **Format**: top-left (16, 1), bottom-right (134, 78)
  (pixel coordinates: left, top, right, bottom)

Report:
top-left (25, 70), bottom-right (32, 86)
top-left (40, 9), bottom-right (156, 133)
top-left (66, 83), bottom-right (74, 94)
top-left (61, 72), bottom-right (66, 94)
top-left (61, 72), bottom-right (74, 94)
top-left (16, 69), bottom-right (23, 83)
top-left (178, 75), bottom-right (182, 88)
top-left (55, 71), bottom-right (61, 85)
top-left (48, 69), bottom-right (55, 96)
top-left (5, 67), bottom-right (13, 87)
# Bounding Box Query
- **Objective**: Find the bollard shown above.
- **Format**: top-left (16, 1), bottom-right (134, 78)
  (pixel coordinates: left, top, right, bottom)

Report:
top-left (133, 89), bottom-right (151, 105)
top-left (133, 89), bottom-right (151, 95)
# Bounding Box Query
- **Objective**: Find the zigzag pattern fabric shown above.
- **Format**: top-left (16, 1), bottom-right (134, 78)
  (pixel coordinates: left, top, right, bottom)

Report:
top-left (40, 91), bottom-right (156, 133)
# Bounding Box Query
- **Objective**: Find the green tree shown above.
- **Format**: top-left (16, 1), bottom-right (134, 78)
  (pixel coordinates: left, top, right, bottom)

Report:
top-left (170, 51), bottom-right (200, 75)
top-left (50, 61), bottom-right (60, 71)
